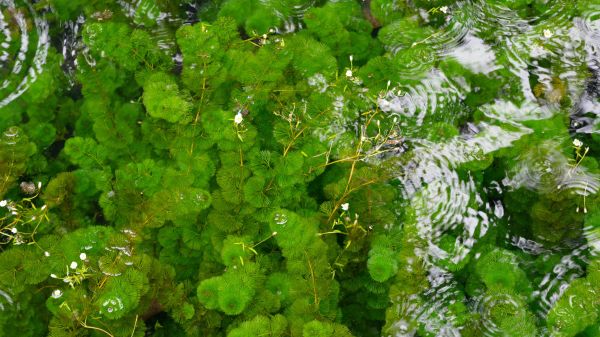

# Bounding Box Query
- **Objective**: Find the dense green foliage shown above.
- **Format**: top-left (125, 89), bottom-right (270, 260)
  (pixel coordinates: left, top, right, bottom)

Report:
top-left (1, 0), bottom-right (600, 336)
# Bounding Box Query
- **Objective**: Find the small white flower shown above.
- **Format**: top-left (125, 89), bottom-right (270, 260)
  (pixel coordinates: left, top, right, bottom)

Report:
top-left (341, 203), bottom-right (349, 211)
top-left (272, 231), bottom-right (278, 236)
top-left (44, 251), bottom-right (50, 257)
top-left (349, 55), bottom-right (353, 62)
top-left (10, 227), bottom-right (17, 234)
top-left (440, 6), bottom-right (449, 14)
top-left (70, 261), bottom-right (78, 269)
top-left (51, 289), bottom-right (63, 299)
top-left (543, 29), bottom-right (553, 38)
top-left (234, 112), bottom-right (243, 125)
top-left (79, 253), bottom-right (87, 261)
top-left (50, 274), bottom-right (57, 278)
top-left (0, 200), bottom-right (6, 207)
top-left (345, 69), bottom-right (353, 77)
top-left (573, 139), bottom-right (583, 147)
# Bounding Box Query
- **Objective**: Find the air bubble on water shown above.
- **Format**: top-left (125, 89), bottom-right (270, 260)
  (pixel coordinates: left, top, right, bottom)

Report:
top-left (274, 213), bottom-right (288, 225)
top-left (195, 193), bottom-right (208, 204)
top-left (98, 259), bottom-right (122, 276)
top-left (2, 127), bottom-right (20, 146)
top-left (102, 297), bottom-right (124, 314)
top-left (110, 245), bottom-right (132, 256)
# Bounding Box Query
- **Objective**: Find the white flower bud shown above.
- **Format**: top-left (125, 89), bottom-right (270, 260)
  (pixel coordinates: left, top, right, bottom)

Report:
top-left (234, 112), bottom-right (243, 125)
top-left (44, 251), bottom-right (50, 257)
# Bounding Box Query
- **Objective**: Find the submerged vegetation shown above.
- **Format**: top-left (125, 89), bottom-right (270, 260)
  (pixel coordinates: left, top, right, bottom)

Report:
top-left (0, 0), bottom-right (600, 336)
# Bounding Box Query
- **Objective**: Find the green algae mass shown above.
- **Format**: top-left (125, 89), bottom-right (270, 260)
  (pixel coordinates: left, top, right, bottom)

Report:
top-left (1, 0), bottom-right (600, 336)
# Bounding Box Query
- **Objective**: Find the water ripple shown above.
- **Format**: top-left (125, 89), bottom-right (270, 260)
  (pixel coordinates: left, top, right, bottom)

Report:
top-left (0, 287), bottom-right (13, 311)
top-left (534, 245), bottom-right (588, 315)
top-left (378, 69), bottom-right (467, 129)
top-left (390, 117), bottom-right (529, 333)
top-left (0, 0), bottom-right (49, 108)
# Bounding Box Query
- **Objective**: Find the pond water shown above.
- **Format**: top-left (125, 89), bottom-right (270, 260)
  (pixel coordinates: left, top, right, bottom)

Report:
top-left (1, 0), bottom-right (600, 336)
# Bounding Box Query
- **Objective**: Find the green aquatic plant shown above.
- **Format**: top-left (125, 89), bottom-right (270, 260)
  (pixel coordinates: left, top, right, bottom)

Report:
top-left (1, 0), bottom-right (600, 336)
top-left (474, 247), bottom-right (532, 295)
